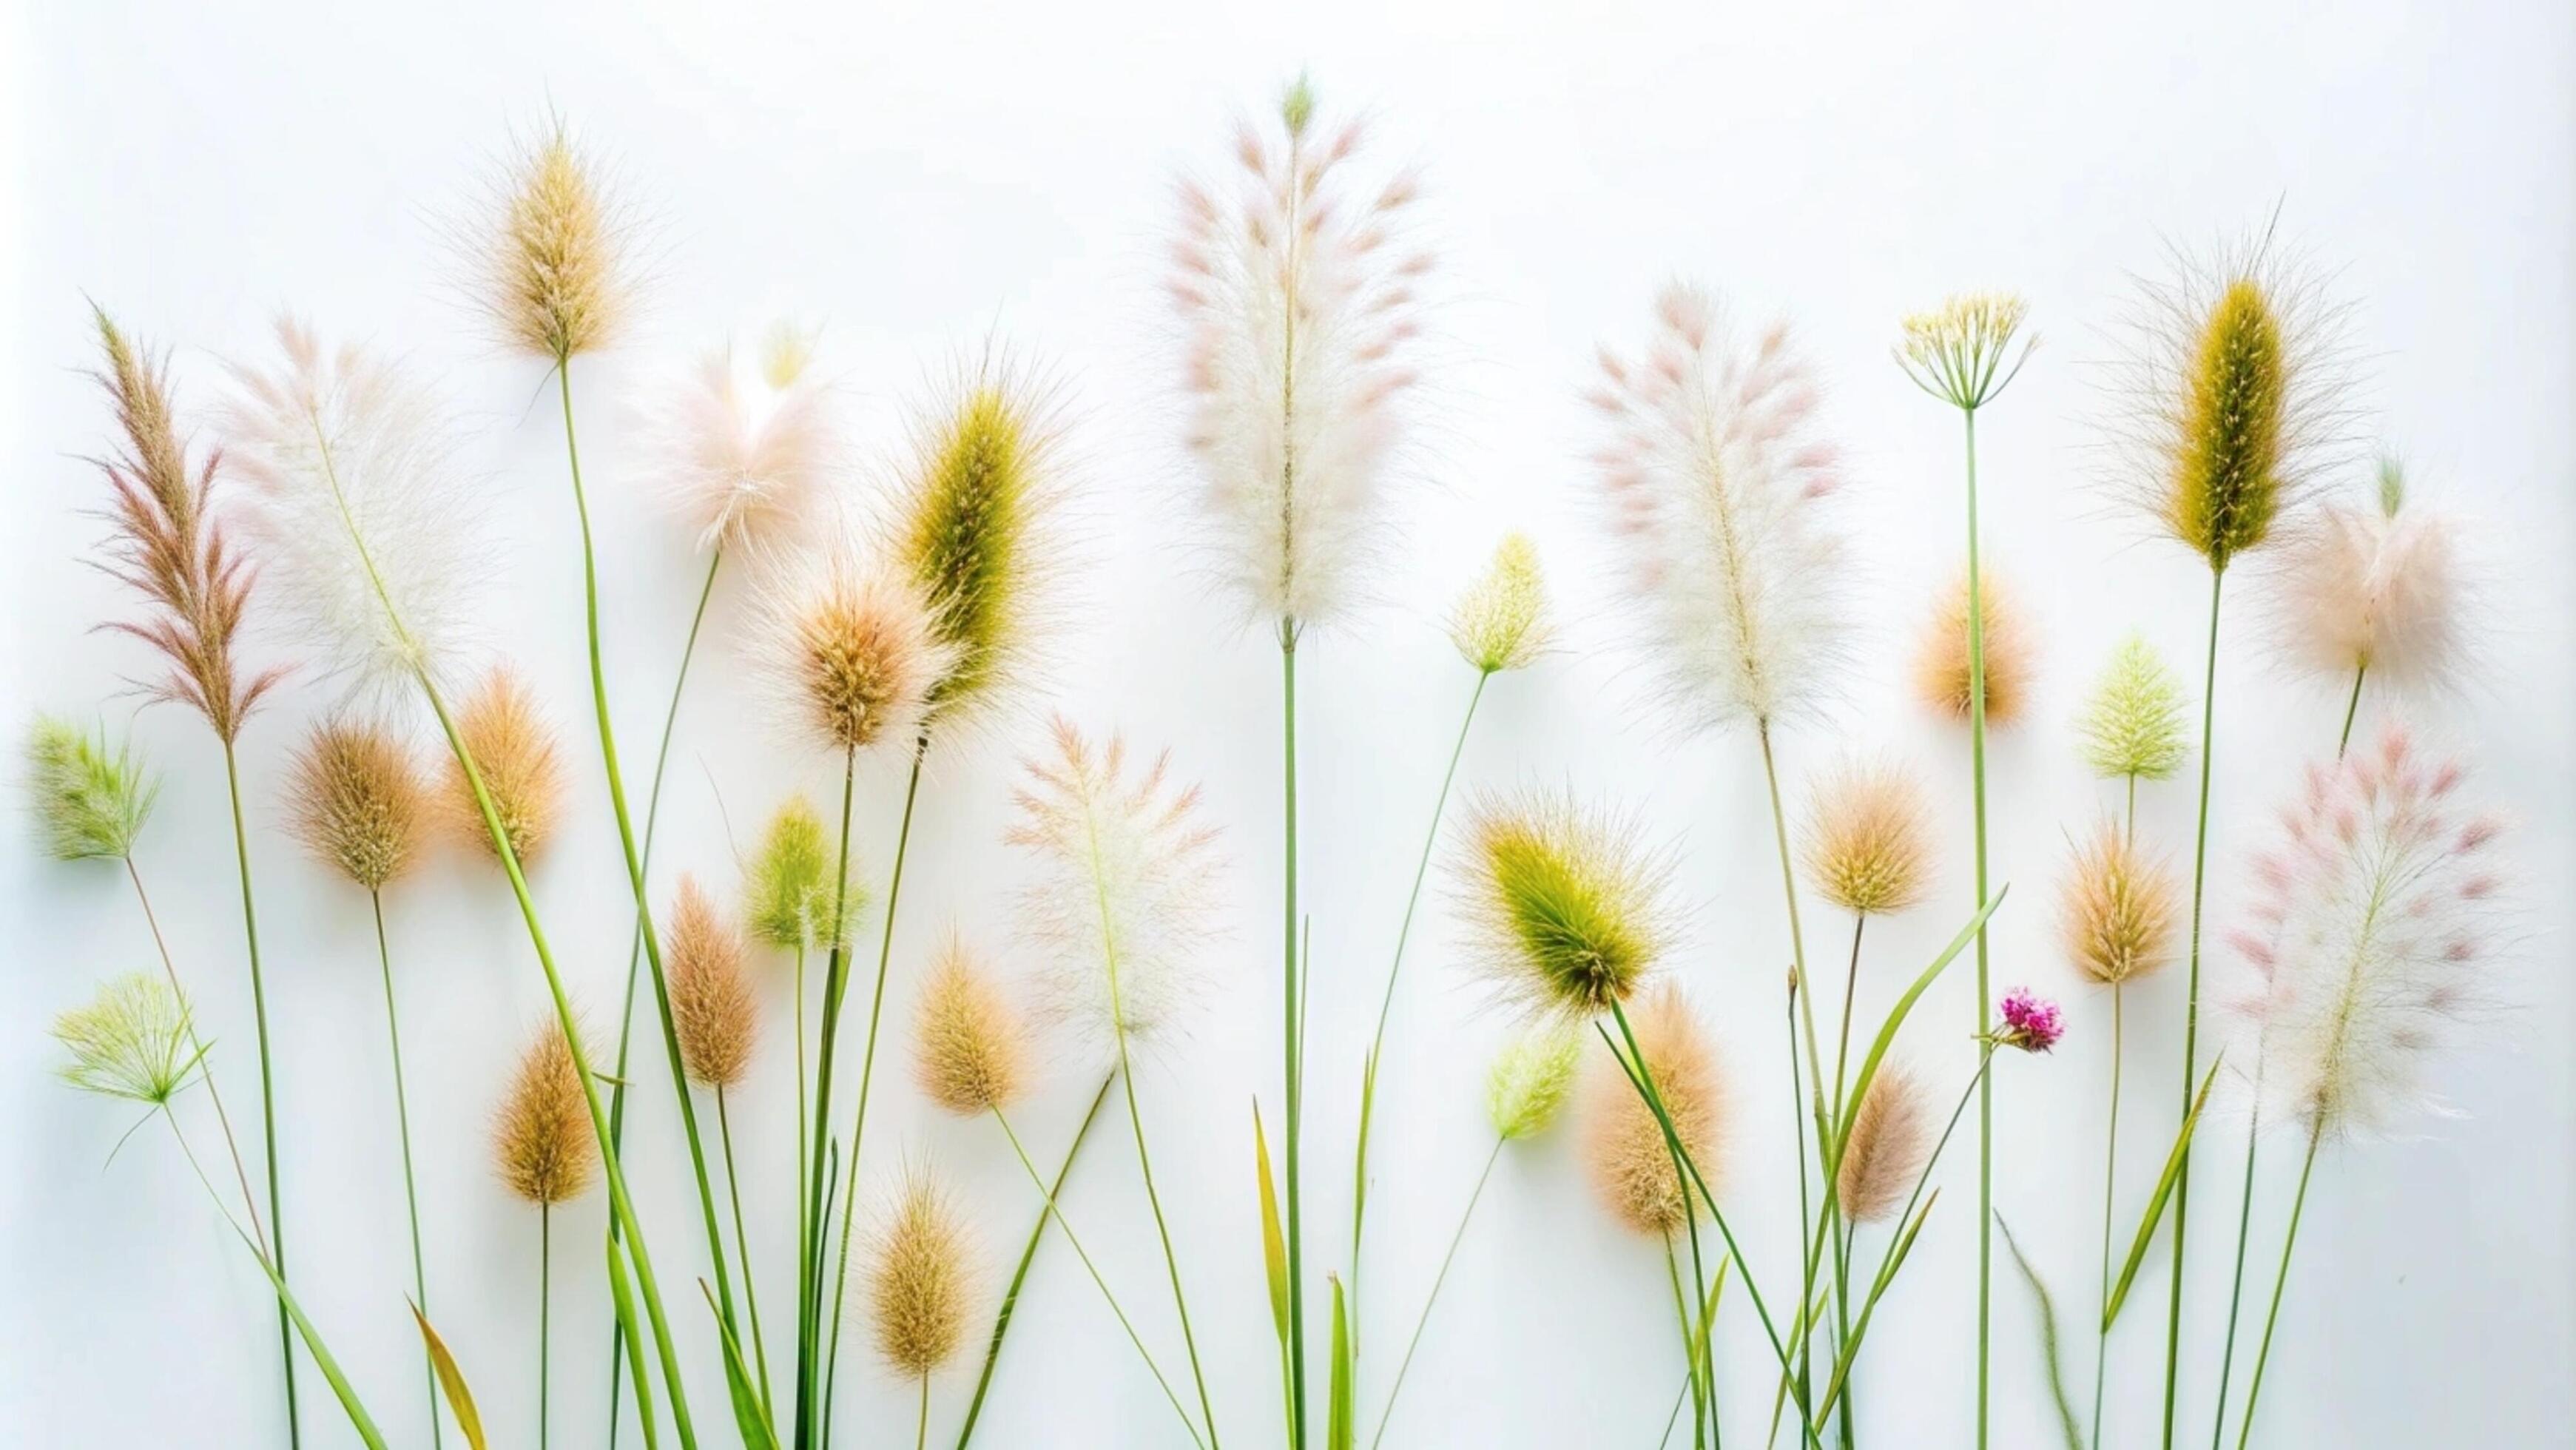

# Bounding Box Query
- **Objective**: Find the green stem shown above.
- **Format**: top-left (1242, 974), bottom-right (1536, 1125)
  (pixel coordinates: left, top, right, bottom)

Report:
top-left (2162, 567), bottom-right (2227, 1450)
top-left (541, 1203), bottom-right (553, 1450)
top-left (795, 744), bottom-right (859, 1449)
top-left (917, 1376), bottom-right (930, 1450)
top-left (2231, 1126), bottom-right (2322, 1450)
top-left (372, 893), bottom-right (439, 1450)
top-left (1959, 404), bottom-right (1993, 1450)
top-left (1664, 1234), bottom-right (1709, 1450)
top-left (1789, 975), bottom-right (1818, 1419)
top-left (1279, 624), bottom-right (1307, 1450)
top-left (1827, 915), bottom-right (1866, 1449)
top-left (126, 859), bottom-right (267, 1250)
top-left (2336, 662), bottom-right (2367, 758)
top-left (956, 1075), bottom-right (1116, 1449)
top-left (2208, 1082), bottom-right (2267, 1448)
top-left (1369, 1138), bottom-right (1501, 1449)
top-left (2094, 982), bottom-right (2125, 1449)
top-left (716, 1088), bottom-right (775, 1416)
top-left (220, 740), bottom-right (299, 1449)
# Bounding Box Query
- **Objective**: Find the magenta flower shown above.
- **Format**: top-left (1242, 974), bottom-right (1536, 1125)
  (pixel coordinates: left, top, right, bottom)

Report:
top-left (1993, 988), bottom-right (2064, 1053)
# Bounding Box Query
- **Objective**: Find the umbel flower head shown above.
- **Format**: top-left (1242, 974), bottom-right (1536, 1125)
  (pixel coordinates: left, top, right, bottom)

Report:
top-left (912, 935), bottom-right (1030, 1117)
top-left (2269, 456), bottom-right (2464, 698)
top-left (24, 716), bottom-right (157, 862)
top-left (1582, 984), bottom-right (1724, 1235)
top-left (666, 876), bottom-right (757, 1090)
top-left (1455, 789), bottom-right (1674, 1022)
top-left (1006, 718), bottom-right (1222, 1051)
top-left (1896, 291), bottom-right (2035, 413)
top-left (1801, 755), bottom-right (1933, 917)
top-left (1170, 73), bottom-right (1431, 630)
top-left (2059, 820), bottom-right (2179, 987)
top-left (468, 114), bottom-right (635, 362)
top-left (745, 793), bottom-right (858, 952)
top-left (1835, 1065), bottom-right (1931, 1224)
top-left (751, 534), bottom-right (951, 757)
top-left (2076, 635), bottom-right (2190, 781)
top-left (1989, 988), bottom-right (2065, 1053)
top-left (445, 666), bottom-right (567, 864)
top-left (1590, 283), bottom-right (1849, 734)
top-left (55, 974), bottom-right (204, 1108)
top-left (494, 1018), bottom-right (597, 1205)
top-left (1914, 566), bottom-right (2035, 727)
top-left (1484, 1026), bottom-right (1581, 1142)
top-left (2233, 726), bottom-right (2507, 1139)
top-left (644, 330), bottom-right (834, 554)
top-left (286, 717), bottom-right (427, 891)
top-left (1448, 533), bottom-right (1551, 675)
top-left (867, 1167), bottom-right (977, 1378)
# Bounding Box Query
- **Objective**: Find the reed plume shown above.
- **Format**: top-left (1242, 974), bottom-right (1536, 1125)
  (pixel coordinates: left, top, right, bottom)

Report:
top-left (468, 115), bottom-right (635, 362)
top-left (913, 937), bottom-right (1030, 1117)
top-left (443, 667), bottom-right (566, 863)
top-left (1448, 533), bottom-right (1551, 675)
top-left (1582, 984), bottom-right (1724, 1235)
top-left (2061, 820), bottom-right (2179, 987)
top-left (1915, 567), bottom-right (2034, 727)
top-left (1452, 788), bottom-right (1673, 1022)
top-left (644, 332), bottom-right (833, 554)
top-left (868, 1170), bottom-right (977, 1379)
top-left (2076, 635), bottom-right (2190, 784)
top-left (26, 716), bottom-right (158, 862)
top-left (1835, 1065), bottom-right (1931, 1224)
top-left (667, 876), bottom-right (758, 1090)
top-left (286, 718), bottom-right (427, 891)
top-left (2269, 457), bottom-right (2465, 715)
top-left (1801, 756), bottom-right (1934, 917)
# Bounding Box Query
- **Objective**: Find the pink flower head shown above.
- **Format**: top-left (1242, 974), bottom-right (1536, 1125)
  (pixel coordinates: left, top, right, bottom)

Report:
top-left (1994, 988), bottom-right (2064, 1053)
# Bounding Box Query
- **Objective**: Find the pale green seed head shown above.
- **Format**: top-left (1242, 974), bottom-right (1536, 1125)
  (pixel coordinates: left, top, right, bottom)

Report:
top-left (2168, 278), bottom-right (2287, 569)
top-left (55, 974), bottom-right (203, 1107)
top-left (1448, 533), bottom-right (1551, 675)
top-left (1485, 1027), bottom-right (1581, 1141)
top-left (26, 715), bottom-right (157, 862)
top-left (899, 377), bottom-right (1054, 729)
top-left (1458, 790), bottom-right (1672, 1020)
top-left (1281, 72), bottom-right (1317, 138)
top-left (1896, 291), bottom-right (2034, 411)
top-left (746, 795), bottom-right (860, 951)
top-left (2075, 635), bottom-right (2190, 782)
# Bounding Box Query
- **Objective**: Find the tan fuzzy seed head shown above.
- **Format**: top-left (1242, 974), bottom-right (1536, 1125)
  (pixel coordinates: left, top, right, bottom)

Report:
top-left (476, 118), bottom-right (632, 360)
top-left (1835, 1065), bottom-right (1932, 1224)
top-left (667, 875), bottom-right (758, 1088)
top-left (287, 717), bottom-right (428, 891)
top-left (912, 937), bottom-right (1028, 1116)
top-left (867, 1170), bottom-right (976, 1377)
top-left (1801, 758), bottom-right (1933, 917)
top-left (759, 553), bottom-right (949, 756)
top-left (2059, 820), bottom-right (2179, 987)
top-left (494, 1019), bottom-right (596, 1206)
top-left (1914, 568), bottom-right (2034, 727)
top-left (1582, 985), bottom-right (1723, 1236)
top-left (445, 667), bottom-right (567, 864)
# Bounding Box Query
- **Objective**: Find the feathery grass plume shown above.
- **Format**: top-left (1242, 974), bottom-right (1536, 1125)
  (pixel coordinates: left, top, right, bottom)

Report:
top-left (894, 362), bottom-right (1067, 734)
top-left (1801, 755), bottom-right (1934, 917)
top-left (2060, 820), bottom-right (2178, 987)
top-left (867, 1168), bottom-right (977, 1378)
top-left (750, 534), bottom-right (951, 757)
top-left (442, 667), bottom-right (566, 863)
top-left (25, 715), bottom-right (158, 861)
top-left (1006, 717), bottom-right (1224, 1049)
top-left (495, 1020), bottom-right (598, 1205)
top-left (1169, 75), bottom-right (1429, 629)
top-left (1448, 533), bottom-right (1551, 675)
top-left (1484, 1027), bottom-right (1581, 1142)
top-left (2269, 456), bottom-right (2464, 699)
top-left (2233, 726), bottom-right (2506, 1138)
top-left (745, 793), bottom-right (857, 951)
top-left (86, 310), bottom-right (286, 743)
top-left (1895, 292), bottom-right (2036, 413)
top-left (1581, 984), bottom-right (1723, 1235)
top-left (55, 974), bottom-right (205, 1107)
top-left (2076, 635), bottom-right (2190, 782)
top-left (1453, 788), bottom-right (1674, 1022)
top-left (1588, 283), bottom-right (1847, 733)
top-left (1835, 1065), bottom-right (1932, 1224)
top-left (912, 936), bottom-right (1030, 1117)
top-left (1915, 567), bottom-right (2035, 726)
top-left (220, 319), bottom-right (483, 695)
top-left (286, 717), bottom-right (428, 891)
top-left (644, 333), bottom-right (834, 553)
top-left (468, 115), bottom-right (635, 362)
top-left (666, 875), bottom-right (758, 1090)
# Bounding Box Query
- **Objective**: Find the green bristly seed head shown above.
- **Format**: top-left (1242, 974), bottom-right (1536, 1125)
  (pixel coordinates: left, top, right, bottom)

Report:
top-left (55, 974), bottom-right (204, 1107)
top-left (1449, 533), bottom-right (1551, 675)
top-left (1281, 73), bottom-right (1317, 137)
top-left (746, 794), bottom-right (857, 951)
top-left (2376, 453), bottom-right (2407, 518)
top-left (1463, 795), bottom-right (1668, 1019)
top-left (2169, 277), bottom-right (2287, 570)
top-left (901, 381), bottom-right (1036, 726)
top-left (1485, 1027), bottom-right (1581, 1140)
top-left (26, 715), bottom-right (158, 862)
top-left (2075, 635), bottom-right (2190, 782)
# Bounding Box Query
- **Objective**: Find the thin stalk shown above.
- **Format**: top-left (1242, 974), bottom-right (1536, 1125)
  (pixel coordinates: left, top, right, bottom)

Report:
top-left (715, 1088), bottom-right (775, 1415)
top-left (1959, 404), bottom-right (1993, 1450)
top-left (2162, 568), bottom-right (2227, 1449)
top-left (795, 743), bottom-right (858, 1450)
top-left (1280, 624), bottom-right (1306, 1450)
top-left (917, 1376), bottom-right (931, 1450)
top-left (126, 858), bottom-right (266, 1247)
top-left (373, 893), bottom-right (439, 1450)
top-left (221, 740), bottom-right (298, 1449)
top-left (541, 1203), bottom-right (553, 1450)
top-left (1664, 1235), bottom-right (1709, 1450)
top-left (2093, 982), bottom-right (2125, 1448)
top-left (1369, 1137), bottom-right (1501, 1449)
top-left (2230, 1126), bottom-right (2322, 1450)
top-left (957, 1074), bottom-right (1116, 1449)
top-left (1827, 915), bottom-right (1867, 1450)
top-left (1788, 977), bottom-right (1817, 1417)
top-left (2335, 662), bottom-right (2367, 758)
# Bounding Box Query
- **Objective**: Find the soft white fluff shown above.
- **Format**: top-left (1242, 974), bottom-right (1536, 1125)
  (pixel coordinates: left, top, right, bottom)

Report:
top-left (219, 318), bottom-right (482, 697)
top-left (2231, 726), bottom-right (2507, 1139)
top-left (1005, 717), bottom-right (1222, 1053)
top-left (1589, 284), bottom-right (1849, 732)
top-left (638, 334), bottom-right (834, 553)
top-left (2269, 478), bottom-right (2463, 697)
top-left (1169, 95), bottom-right (1429, 629)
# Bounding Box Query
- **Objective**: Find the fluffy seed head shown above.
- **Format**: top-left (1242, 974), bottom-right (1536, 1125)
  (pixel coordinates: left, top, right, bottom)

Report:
top-left (1582, 985), bottom-right (1723, 1235)
top-left (1801, 756), bottom-right (1933, 916)
top-left (2059, 820), bottom-right (2179, 987)
top-left (1895, 292), bottom-right (2035, 411)
top-left (1484, 1026), bottom-right (1581, 1141)
top-left (2077, 635), bottom-right (2190, 781)
top-left (25, 716), bottom-right (157, 862)
top-left (912, 937), bottom-right (1030, 1116)
top-left (2233, 726), bottom-right (2508, 1138)
top-left (470, 116), bottom-right (633, 360)
top-left (1835, 1065), bottom-right (1931, 1224)
top-left (1590, 284), bottom-right (1850, 734)
top-left (745, 794), bottom-right (857, 951)
top-left (494, 1019), bottom-right (597, 1205)
top-left (2268, 459), bottom-right (2464, 697)
top-left (1914, 567), bottom-right (2034, 727)
top-left (286, 717), bottom-right (427, 891)
top-left (55, 974), bottom-right (203, 1108)
top-left (867, 1169), bottom-right (977, 1377)
top-left (644, 336), bottom-right (834, 553)
top-left (445, 666), bottom-right (567, 865)
top-left (667, 876), bottom-right (758, 1089)
top-left (752, 539), bottom-right (948, 756)
top-left (1454, 789), bottom-right (1673, 1022)
top-left (1448, 532), bottom-right (1551, 674)
top-left (1006, 718), bottom-right (1223, 1052)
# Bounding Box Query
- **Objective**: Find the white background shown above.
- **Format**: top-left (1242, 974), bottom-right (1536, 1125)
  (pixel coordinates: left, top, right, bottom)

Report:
top-left (4, 1), bottom-right (2570, 1446)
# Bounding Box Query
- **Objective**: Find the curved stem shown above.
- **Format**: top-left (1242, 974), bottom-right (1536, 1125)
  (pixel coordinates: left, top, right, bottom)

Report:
top-left (2231, 1126), bottom-right (2322, 1450)
top-left (956, 1074), bottom-right (1116, 1449)
top-left (2162, 568), bottom-right (2228, 1449)
top-left (221, 741), bottom-right (299, 1449)
top-left (1370, 1138), bottom-right (1501, 1449)
top-left (126, 858), bottom-right (265, 1247)
top-left (373, 893), bottom-right (439, 1450)
top-left (716, 1088), bottom-right (775, 1415)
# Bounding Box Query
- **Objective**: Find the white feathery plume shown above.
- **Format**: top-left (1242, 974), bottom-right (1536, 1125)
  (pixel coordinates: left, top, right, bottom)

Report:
top-left (2231, 724), bottom-right (2509, 1139)
top-left (1005, 716), bottom-right (1223, 1052)
top-left (1588, 283), bottom-right (1848, 733)
top-left (638, 328), bottom-right (834, 554)
top-left (1169, 75), bottom-right (1430, 630)
top-left (2268, 458), bottom-right (2466, 698)
top-left (218, 317), bottom-right (482, 698)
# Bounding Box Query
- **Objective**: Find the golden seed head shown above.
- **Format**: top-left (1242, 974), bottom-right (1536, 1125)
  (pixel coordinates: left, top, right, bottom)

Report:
top-left (286, 717), bottom-right (427, 891)
top-left (1582, 984), bottom-right (1723, 1235)
top-left (2168, 278), bottom-right (2287, 569)
top-left (763, 556), bottom-right (948, 756)
top-left (1914, 567), bottom-right (2034, 727)
top-left (2059, 820), bottom-right (2179, 987)
top-left (911, 937), bottom-right (1029, 1117)
top-left (667, 875), bottom-right (758, 1088)
top-left (479, 117), bottom-right (631, 361)
top-left (867, 1169), bottom-right (976, 1378)
top-left (1835, 1065), bottom-right (1931, 1224)
top-left (446, 666), bottom-right (567, 865)
top-left (494, 1019), bottom-right (596, 1206)
top-left (1801, 757), bottom-right (1933, 917)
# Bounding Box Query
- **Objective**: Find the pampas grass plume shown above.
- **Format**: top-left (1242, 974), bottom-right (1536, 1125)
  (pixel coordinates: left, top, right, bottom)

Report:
top-left (1582, 984), bottom-right (1722, 1235)
top-left (867, 1168), bottom-right (977, 1377)
top-left (494, 1019), bottom-right (597, 1204)
top-left (1455, 789), bottom-right (1673, 1022)
top-left (286, 717), bottom-right (428, 891)
top-left (25, 716), bottom-right (157, 862)
top-left (1484, 1026), bottom-right (1580, 1142)
top-left (1801, 756), bottom-right (1933, 917)
top-left (646, 336), bottom-right (833, 554)
top-left (471, 115), bottom-right (634, 362)
top-left (445, 666), bottom-right (567, 864)
top-left (55, 974), bottom-right (201, 1107)
top-left (746, 794), bottom-right (857, 951)
top-left (1835, 1065), bottom-right (1932, 1224)
top-left (2270, 457), bottom-right (2464, 696)
top-left (2060, 820), bottom-right (2179, 987)
top-left (667, 875), bottom-right (758, 1089)
top-left (1915, 567), bottom-right (2034, 726)
top-left (2076, 635), bottom-right (2190, 781)
top-left (752, 539), bottom-right (951, 757)
top-left (912, 936), bottom-right (1029, 1117)
top-left (1449, 533), bottom-right (1551, 675)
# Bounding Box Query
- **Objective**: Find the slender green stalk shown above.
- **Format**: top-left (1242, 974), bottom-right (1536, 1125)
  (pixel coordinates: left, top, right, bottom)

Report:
top-left (1664, 1235), bottom-right (1709, 1450)
top-left (796, 744), bottom-right (861, 1449)
top-left (372, 893), bottom-right (440, 1450)
top-left (126, 860), bottom-right (267, 1248)
top-left (1369, 1138), bottom-right (1500, 1449)
top-left (1788, 975), bottom-right (1818, 1417)
top-left (2162, 570), bottom-right (2228, 1449)
top-left (1827, 917), bottom-right (1867, 1450)
top-left (2094, 983), bottom-right (2125, 1447)
top-left (220, 741), bottom-right (299, 1449)
top-left (541, 1203), bottom-right (553, 1450)
top-left (715, 1088), bottom-right (775, 1415)
top-left (2230, 1126), bottom-right (2322, 1450)
top-left (957, 1075), bottom-right (1116, 1448)
top-left (1956, 405), bottom-right (1996, 1450)
top-left (2335, 663), bottom-right (2367, 758)
top-left (1280, 624), bottom-right (1307, 1450)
